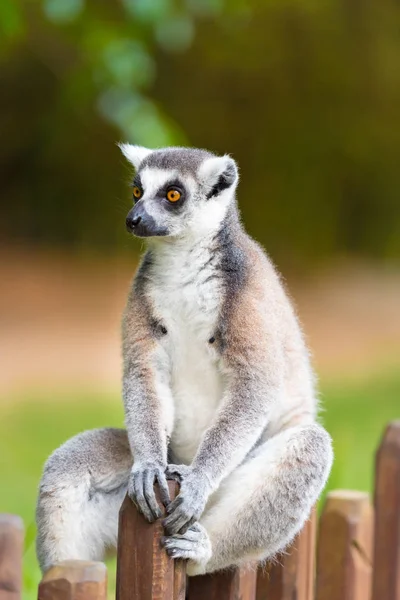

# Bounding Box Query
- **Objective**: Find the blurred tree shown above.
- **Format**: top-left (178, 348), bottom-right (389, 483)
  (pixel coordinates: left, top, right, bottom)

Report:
top-left (0, 0), bottom-right (400, 265)
top-left (0, 0), bottom-right (195, 249)
top-left (155, 0), bottom-right (400, 264)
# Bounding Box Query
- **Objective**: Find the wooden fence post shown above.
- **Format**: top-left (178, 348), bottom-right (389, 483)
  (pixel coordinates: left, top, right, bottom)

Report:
top-left (256, 508), bottom-right (316, 600)
top-left (116, 481), bottom-right (186, 600)
top-left (188, 566), bottom-right (257, 600)
top-left (372, 421), bottom-right (400, 600)
top-left (0, 514), bottom-right (24, 600)
top-left (37, 561), bottom-right (107, 600)
top-left (315, 490), bottom-right (373, 600)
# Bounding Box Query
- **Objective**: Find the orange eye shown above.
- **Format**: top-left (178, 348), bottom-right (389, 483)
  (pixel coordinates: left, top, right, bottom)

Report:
top-left (133, 186), bottom-right (142, 199)
top-left (166, 189), bottom-right (181, 203)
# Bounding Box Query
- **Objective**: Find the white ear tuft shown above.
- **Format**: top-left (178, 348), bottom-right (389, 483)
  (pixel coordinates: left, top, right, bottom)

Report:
top-left (198, 155), bottom-right (239, 196)
top-left (118, 143), bottom-right (152, 170)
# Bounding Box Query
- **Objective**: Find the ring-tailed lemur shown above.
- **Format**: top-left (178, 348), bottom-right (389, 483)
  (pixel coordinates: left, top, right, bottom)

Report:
top-left (36, 145), bottom-right (333, 576)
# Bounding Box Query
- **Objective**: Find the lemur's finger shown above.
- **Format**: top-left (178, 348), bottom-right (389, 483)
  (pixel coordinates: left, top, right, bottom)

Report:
top-left (165, 471), bottom-right (181, 482)
top-left (166, 513), bottom-right (190, 535)
top-left (163, 506), bottom-right (189, 534)
top-left (177, 516), bottom-right (196, 535)
top-left (163, 510), bottom-right (182, 531)
top-left (165, 465), bottom-right (180, 477)
top-left (133, 472), bottom-right (154, 523)
top-left (143, 470), bottom-right (162, 520)
top-left (165, 494), bottom-right (183, 514)
top-left (157, 472), bottom-right (171, 507)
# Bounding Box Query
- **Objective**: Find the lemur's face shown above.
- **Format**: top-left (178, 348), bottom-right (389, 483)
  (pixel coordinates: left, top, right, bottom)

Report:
top-left (119, 145), bottom-right (239, 239)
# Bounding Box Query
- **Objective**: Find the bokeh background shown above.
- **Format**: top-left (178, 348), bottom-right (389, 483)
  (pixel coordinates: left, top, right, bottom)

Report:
top-left (1, 0), bottom-right (400, 597)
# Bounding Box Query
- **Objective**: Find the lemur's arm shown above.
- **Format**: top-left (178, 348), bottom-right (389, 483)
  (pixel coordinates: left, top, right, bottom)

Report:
top-left (123, 283), bottom-right (173, 522)
top-left (164, 286), bottom-right (285, 535)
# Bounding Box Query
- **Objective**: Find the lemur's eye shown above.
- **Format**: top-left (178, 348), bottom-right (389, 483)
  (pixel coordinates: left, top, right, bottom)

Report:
top-left (133, 186), bottom-right (142, 200)
top-left (166, 189), bottom-right (181, 203)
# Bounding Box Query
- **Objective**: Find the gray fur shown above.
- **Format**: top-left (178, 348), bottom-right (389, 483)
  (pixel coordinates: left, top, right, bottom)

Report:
top-left (36, 429), bottom-right (132, 572)
top-left (36, 145), bottom-right (333, 575)
top-left (141, 147), bottom-right (214, 175)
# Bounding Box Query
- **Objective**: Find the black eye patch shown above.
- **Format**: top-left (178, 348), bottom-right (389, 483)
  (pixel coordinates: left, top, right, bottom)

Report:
top-left (155, 179), bottom-right (187, 212)
top-left (132, 174), bottom-right (142, 189)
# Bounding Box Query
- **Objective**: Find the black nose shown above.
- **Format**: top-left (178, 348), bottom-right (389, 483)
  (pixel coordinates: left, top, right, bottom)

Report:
top-left (131, 216), bottom-right (141, 227)
top-left (126, 215), bottom-right (141, 231)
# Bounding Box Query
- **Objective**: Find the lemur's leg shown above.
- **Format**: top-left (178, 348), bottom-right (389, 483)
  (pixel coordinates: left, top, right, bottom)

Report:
top-left (36, 428), bottom-right (132, 573)
top-left (165, 423), bottom-right (332, 576)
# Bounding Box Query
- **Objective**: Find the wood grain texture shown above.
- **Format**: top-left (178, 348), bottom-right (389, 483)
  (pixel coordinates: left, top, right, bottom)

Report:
top-left (116, 481), bottom-right (186, 600)
top-left (37, 560), bottom-right (107, 600)
top-left (188, 566), bottom-right (257, 600)
top-left (316, 490), bottom-right (373, 600)
top-left (0, 514), bottom-right (23, 600)
top-left (256, 509), bottom-right (316, 600)
top-left (372, 421), bottom-right (400, 600)
top-left (173, 560), bottom-right (186, 600)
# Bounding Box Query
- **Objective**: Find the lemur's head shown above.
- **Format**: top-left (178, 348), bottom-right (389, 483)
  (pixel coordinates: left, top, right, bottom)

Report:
top-left (119, 145), bottom-right (239, 239)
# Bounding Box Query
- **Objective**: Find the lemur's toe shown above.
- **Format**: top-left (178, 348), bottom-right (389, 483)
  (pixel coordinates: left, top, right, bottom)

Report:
top-left (161, 523), bottom-right (211, 562)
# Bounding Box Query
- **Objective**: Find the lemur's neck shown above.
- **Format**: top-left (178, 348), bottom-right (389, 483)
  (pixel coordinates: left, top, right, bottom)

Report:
top-left (144, 203), bottom-right (247, 290)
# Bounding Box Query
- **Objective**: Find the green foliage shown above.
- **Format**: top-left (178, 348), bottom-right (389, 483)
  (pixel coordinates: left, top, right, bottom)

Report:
top-left (43, 0), bottom-right (84, 24)
top-left (0, 0), bottom-right (195, 143)
top-left (156, 0), bottom-right (400, 263)
top-left (1, 0), bottom-right (400, 262)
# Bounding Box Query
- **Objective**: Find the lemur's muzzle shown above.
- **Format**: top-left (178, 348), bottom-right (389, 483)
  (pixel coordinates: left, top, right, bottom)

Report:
top-left (126, 204), bottom-right (168, 238)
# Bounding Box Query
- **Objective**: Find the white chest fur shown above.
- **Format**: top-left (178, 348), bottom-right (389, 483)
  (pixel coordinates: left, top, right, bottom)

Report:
top-left (149, 241), bottom-right (225, 464)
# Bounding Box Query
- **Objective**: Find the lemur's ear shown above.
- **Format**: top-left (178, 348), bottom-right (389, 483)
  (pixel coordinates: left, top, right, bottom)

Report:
top-left (118, 143), bottom-right (152, 170)
top-left (198, 155), bottom-right (239, 198)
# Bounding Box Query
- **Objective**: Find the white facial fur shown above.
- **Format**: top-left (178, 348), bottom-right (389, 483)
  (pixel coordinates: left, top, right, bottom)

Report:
top-left (138, 166), bottom-right (236, 240)
top-left (138, 167), bottom-right (198, 238)
top-left (122, 146), bottom-right (240, 241)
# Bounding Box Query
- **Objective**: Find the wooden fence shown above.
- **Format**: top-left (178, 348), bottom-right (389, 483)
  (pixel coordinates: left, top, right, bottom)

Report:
top-left (1, 421), bottom-right (399, 600)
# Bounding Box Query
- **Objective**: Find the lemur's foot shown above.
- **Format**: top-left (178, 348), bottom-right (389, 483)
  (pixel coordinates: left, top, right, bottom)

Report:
top-left (161, 522), bottom-right (211, 564)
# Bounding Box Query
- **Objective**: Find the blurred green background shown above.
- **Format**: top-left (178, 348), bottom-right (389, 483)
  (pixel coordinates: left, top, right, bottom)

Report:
top-left (1, 0), bottom-right (400, 598)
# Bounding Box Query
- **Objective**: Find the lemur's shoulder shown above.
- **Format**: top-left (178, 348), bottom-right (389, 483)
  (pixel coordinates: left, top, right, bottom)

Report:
top-left (122, 251), bottom-right (166, 352)
top-left (219, 227), bottom-right (301, 358)
top-left (234, 227), bottom-right (289, 306)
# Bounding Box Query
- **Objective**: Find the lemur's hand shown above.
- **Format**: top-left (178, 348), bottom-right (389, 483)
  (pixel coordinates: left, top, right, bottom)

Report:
top-left (163, 465), bottom-right (211, 535)
top-left (165, 463), bottom-right (192, 482)
top-left (128, 462), bottom-right (170, 523)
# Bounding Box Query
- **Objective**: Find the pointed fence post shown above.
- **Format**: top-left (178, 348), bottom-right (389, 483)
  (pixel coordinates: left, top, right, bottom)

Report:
top-left (0, 514), bottom-right (24, 600)
top-left (315, 490), bottom-right (373, 600)
top-left (372, 421), bottom-right (400, 600)
top-left (37, 560), bottom-right (107, 600)
top-left (188, 566), bottom-right (257, 600)
top-left (116, 481), bottom-right (187, 600)
top-left (256, 508), bottom-right (316, 600)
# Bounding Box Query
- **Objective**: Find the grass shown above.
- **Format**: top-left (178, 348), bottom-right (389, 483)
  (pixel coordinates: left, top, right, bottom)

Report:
top-left (1, 370), bottom-right (400, 599)
top-left (0, 391), bottom-right (124, 599)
